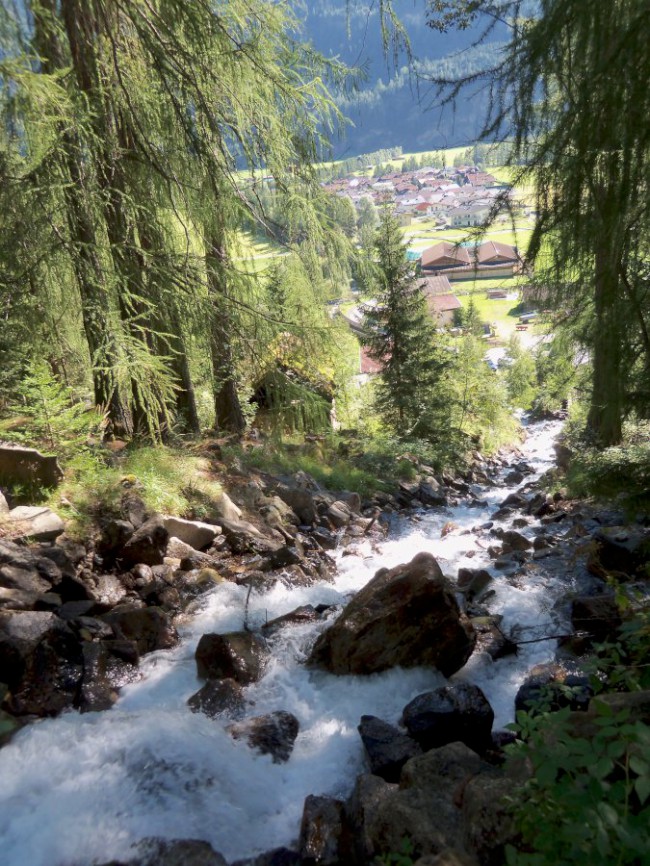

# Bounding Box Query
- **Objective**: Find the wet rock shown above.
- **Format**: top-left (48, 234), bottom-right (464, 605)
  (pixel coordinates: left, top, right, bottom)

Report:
top-left (187, 678), bottom-right (246, 719)
top-left (89, 573), bottom-right (128, 608)
top-left (195, 631), bottom-right (267, 684)
top-left (264, 543), bottom-right (304, 570)
top-left (299, 795), bottom-right (349, 865)
top-left (0, 561), bottom-right (51, 610)
top-left (504, 470), bottom-right (524, 485)
top-left (499, 530), bottom-right (532, 551)
top-left (360, 742), bottom-right (490, 861)
top-left (570, 594), bottom-right (622, 642)
top-left (121, 516), bottom-right (169, 567)
top-left (272, 486), bottom-right (317, 525)
top-left (456, 569), bottom-right (492, 601)
top-left (162, 517), bottom-right (219, 551)
top-left (78, 641), bottom-right (122, 713)
top-left (219, 518), bottom-right (279, 555)
top-left (358, 714), bottom-right (422, 782)
top-left (262, 604), bottom-right (322, 636)
top-left (179, 550), bottom-right (214, 571)
top-left (589, 526), bottom-right (650, 579)
top-left (132, 837), bottom-right (227, 866)
top-left (461, 771), bottom-right (518, 865)
top-left (101, 605), bottom-right (178, 655)
top-left (0, 708), bottom-right (22, 746)
top-left (515, 663), bottom-right (592, 715)
top-left (231, 849), bottom-right (302, 866)
top-left (419, 481), bottom-right (448, 508)
top-left (228, 710), bottom-right (299, 763)
top-left (0, 610), bottom-right (82, 716)
top-left (310, 526), bottom-right (338, 550)
top-left (346, 773), bottom-right (397, 865)
top-left (307, 552), bottom-right (475, 678)
top-left (401, 683), bottom-right (494, 754)
top-left (326, 500), bottom-right (353, 529)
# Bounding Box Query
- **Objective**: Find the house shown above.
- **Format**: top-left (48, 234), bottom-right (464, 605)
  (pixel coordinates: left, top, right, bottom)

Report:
top-left (420, 241), bottom-right (472, 272)
top-left (424, 293), bottom-right (462, 327)
top-left (449, 204), bottom-right (491, 227)
top-left (418, 274), bottom-right (454, 296)
top-left (359, 346), bottom-right (383, 375)
top-left (476, 240), bottom-right (520, 266)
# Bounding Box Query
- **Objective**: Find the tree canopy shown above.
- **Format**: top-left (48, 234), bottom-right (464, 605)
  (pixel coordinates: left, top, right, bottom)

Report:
top-left (426, 0), bottom-right (650, 446)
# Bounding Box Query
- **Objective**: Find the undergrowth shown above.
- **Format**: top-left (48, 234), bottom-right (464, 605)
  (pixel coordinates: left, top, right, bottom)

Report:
top-left (50, 446), bottom-right (223, 536)
top-left (564, 419), bottom-right (650, 512)
top-left (226, 432), bottom-right (466, 497)
top-left (505, 604), bottom-right (650, 866)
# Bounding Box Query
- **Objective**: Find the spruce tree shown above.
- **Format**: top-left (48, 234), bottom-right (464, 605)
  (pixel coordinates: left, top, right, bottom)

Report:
top-left (362, 209), bottom-right (451, 440)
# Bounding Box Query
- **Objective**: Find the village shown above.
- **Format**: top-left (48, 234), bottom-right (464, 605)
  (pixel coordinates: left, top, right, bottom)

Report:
top-left (321, 158), bottom-right (540, 376)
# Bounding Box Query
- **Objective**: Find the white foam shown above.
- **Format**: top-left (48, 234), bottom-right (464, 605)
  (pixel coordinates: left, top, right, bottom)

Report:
top-left (0, 421), bottom-right (565, 865)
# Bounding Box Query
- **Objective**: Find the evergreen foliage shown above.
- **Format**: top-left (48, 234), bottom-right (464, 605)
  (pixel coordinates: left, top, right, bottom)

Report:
top-left (426, 0), bottom-right (650, 447)
top-left (362, 209), bottom-right (452, 440)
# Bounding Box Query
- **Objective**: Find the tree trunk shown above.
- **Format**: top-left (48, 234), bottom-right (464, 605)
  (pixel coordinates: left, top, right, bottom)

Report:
top-left (587, 245), bottom-right (623, 446)
top-left (205, 231), bottom-right (246, 435)
top-left (35, 0), bottom-right (131, 436)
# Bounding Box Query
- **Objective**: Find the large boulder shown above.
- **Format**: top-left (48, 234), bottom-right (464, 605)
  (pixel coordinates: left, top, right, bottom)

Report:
top-left (0, 610), bottom-right (82, 716)
top-left (195, 631), bottom-right (267, 684)
top-left (0, 559), bottom-right (52, 610)
top-left (589, 526), bottom-right (650, 579)
top-left (162, 517), bottom-right (220, 551)
top-left (228, 710), bottom-right (299, 763)
top-left (0, 445), bottom-right (63, 490)
top-left (121, 516), bottom-right (169, 567)
top-left (101, 605), bottom-right (178, 656)
top-left (4, 506), bottom-right (64, 542)
top-left (350, 742), bottom-right (489, 862)
top-left (187, 678), bottom-right (246, 719)
top-left (401, 683), bottom-right (495, 754)
top-left (358, 715), bottom-right (422, 782)
top-left (299, 795), bottom-right (350, 865)
top-left (0, 490), bottom-right (9, 514)
top-left (307, 552), bottom-right (475, 677)
top-left (130, 838), bottom-right (227, 866)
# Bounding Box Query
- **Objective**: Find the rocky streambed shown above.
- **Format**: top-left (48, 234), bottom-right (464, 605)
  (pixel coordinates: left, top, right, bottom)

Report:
top-left (1, 420), bottom-right (649, 866)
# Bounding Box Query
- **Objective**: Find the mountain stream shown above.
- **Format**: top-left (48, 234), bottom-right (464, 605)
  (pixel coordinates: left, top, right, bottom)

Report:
top-left (0, 420), bottom-right (566, 866)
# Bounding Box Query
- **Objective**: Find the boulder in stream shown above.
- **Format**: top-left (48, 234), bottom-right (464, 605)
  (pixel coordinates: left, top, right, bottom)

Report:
top-left (228, 710), bottom-right (299, 763)
top-left (307, 552), bottom-right (475, 677)
top-left (401, 682), bottom-right (495, 754)
top-left (195, 630), bottom-right (267, 684)
top-left (357, 714), bottom-right (422, 782)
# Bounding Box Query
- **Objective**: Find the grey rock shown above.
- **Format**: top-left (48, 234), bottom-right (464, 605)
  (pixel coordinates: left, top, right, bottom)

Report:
top-left (121, 516), bottom-right (169, 567)
top-left (358, 714), bottom-right (422, 782)
top-left (308, 552), bottom-right (475, 677)
top-left (228, 710), bottom-right (299, 763)
top-left (101, 605), bottom-right (178, 655)
top-left (195, 631), bottom-right (267, 684)
top-left (299, 795), bottom-right (348, 865)
top-left (187, 678), bottom-right (246, 719)
top-left (0, 445), bottom-right (62, 490)
top-left (401, 683), bottom-right (494, 754)
top-left (6, 506), bottom-right (64, 542)
top-left (162, 517), bottom-right (219, 551)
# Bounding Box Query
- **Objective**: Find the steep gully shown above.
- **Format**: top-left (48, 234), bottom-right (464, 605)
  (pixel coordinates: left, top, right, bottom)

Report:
top-left (0, 420), bottom-right (575, 866)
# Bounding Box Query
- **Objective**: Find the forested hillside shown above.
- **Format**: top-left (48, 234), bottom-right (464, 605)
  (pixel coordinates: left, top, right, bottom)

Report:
top-left (302, 0), bottom-right (506, 156)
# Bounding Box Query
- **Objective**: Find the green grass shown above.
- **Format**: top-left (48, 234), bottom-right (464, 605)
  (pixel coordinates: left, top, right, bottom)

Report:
top-left (50, 445), bottom-right (224, 536)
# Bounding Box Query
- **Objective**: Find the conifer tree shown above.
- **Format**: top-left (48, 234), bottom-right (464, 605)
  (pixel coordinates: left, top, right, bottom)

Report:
top-left (362, 209), bottom-right (451, 439)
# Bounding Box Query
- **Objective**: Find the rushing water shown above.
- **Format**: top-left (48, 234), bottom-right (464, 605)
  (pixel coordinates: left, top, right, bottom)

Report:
top-left (0, 421), bottom-right (566, 866)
